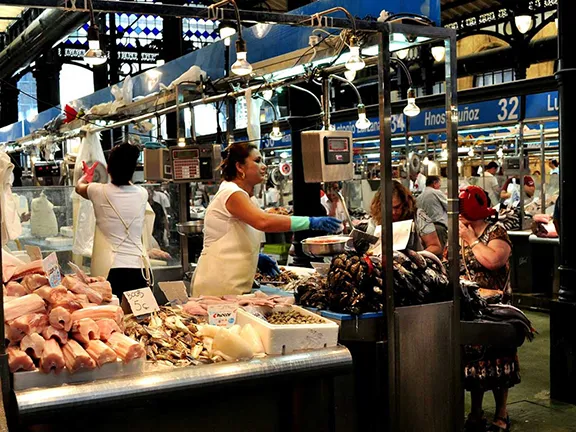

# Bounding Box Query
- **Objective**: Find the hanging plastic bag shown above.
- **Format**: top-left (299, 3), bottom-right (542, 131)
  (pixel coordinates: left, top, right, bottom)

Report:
top-left (72, 132), bottom-right (107, 257)
top-left (245, 88), bottom-right (262, 147)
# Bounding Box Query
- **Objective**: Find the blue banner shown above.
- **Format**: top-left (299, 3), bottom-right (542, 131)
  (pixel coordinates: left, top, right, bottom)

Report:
top-left (409, 96), bottom-right (522, 132)
top-left (334, 114), bottom-right (406, 138)
top-left (525, 91), bottom-right (558, 120)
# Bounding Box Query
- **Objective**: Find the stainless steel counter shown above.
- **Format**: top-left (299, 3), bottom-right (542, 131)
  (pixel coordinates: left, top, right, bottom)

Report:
top-left (529, 234), bottom-right (560, 245)
top-left (16, 347), bottom-right (352, 417)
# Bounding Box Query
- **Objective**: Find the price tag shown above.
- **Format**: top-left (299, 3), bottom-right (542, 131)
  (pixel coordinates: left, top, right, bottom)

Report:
top-left (158, 281), bottom-right (189, 305)
top-left (207, 304), bottom-right (237, 328)
top-left (42, 252), bottom-right (61, 288)
top-left (25, 246), bottom-right (42, 261)
top-left (121, 287), bottom-right (160, 317)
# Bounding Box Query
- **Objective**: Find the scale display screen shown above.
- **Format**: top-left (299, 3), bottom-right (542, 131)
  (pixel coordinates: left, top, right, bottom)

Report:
top-left (324, 136), bottom-right (350, 165)
top-left (173, 149), bottom-right (199, 159)
top-left (327, 138), bottom-right (349, 152)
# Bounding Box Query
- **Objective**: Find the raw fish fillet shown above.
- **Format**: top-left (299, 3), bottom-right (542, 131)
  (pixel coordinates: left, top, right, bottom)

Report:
top-left (88, 281), bottom-right (113, 302)
top-left (5, 323), bottom-right (25, 344)
top-left (67, 281), bottom-right (103, 305)
top-left (62, 340), bottom-right (96, 373)
top-left (106, 333), bottom-right (145, 363)
top-left (71, 318), bottom-right (100, 344)
top-left (9, 313), bottom-right (49, 335)
top-left (21, 274), bottom-right (49, 292)
top-left (182, 300), bottom-right (208, 316)
top-left (40, 339), bottom-right (65, 374)
top-left (4, 296), bottom-right (17, 303)
top-left (10, 260), bottom-right (45, 282)
top-left (2, 250), bottom-right (25, 282)
top-left (95, 318), bottom-right (121, 341)
top-left (85, 340), bottom-right (117, 367)
top-left (35, 286), bottom-right (67, 303)
top-left (20, 333), bottom-right (46, 359)
top-left (7, 346), bottom-right (35, 372)
top-left (5, 281), bottom-right (27, 297)
top-left (42, 325), bottom-right (68, 345)
top-left (70, 294), bottom-right (91, 308)
top-left (49, 306), bottom-right (72, 332)
top-left (4, 294), bottom-right (46, 321)
top-left (71, 305), bottom-right (123, 326)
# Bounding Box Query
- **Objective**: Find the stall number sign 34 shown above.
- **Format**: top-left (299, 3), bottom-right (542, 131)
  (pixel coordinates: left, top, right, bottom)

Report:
top-left (122, 288), bottom-right (159, 317)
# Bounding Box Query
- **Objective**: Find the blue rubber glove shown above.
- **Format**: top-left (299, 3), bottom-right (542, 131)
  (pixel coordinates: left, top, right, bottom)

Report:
top-left (310, 217), bottom-right (342, 233)
top-left (258, 254), bottom-right (281, 277)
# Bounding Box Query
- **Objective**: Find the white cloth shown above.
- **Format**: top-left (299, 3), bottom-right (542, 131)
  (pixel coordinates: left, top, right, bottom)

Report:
top-left (30, 193), bottom-right (58, 238)
top-left (153, 191), bottom-right (170, 211)
top-left (88, 183), bottom-right (147, 269)
top-left (481, 172), bottom-right (500, 207)
top-left (0, 153), bottom-right (21, 244)
top-left (410, 173), bottom-right (427, 194)
top-left (193, 181), bottom-right (262, 296)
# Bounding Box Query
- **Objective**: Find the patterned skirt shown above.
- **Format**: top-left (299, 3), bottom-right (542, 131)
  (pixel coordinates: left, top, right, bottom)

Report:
top-left (463, 345), bottom-right (521, 392)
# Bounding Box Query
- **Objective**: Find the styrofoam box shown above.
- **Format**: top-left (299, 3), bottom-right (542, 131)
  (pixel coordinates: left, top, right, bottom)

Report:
top-left (236, 306), bottom-right (339, 355)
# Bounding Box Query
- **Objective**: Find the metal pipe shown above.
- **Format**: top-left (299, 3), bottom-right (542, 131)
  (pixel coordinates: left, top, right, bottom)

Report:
top-left (287, 84), bottom-right (323, 114)
top-left (540, 123), bottom-right (546, 213)
top-left (322, 76), bottom-right (331, 130)
top-left (377, 29), bottom-right (396, 432)
top-left (208, 0), bottom-right (243, 39)
top-left (445, 32), bottom-right (462, 431)
top-left (329, 74), bottom-right (363, 105)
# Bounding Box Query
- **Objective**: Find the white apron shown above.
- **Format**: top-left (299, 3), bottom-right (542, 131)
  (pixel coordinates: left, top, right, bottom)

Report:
top-left (192, 209), bottom-right (261, 297)
top-left (90, 189), bottom-right (152, 287)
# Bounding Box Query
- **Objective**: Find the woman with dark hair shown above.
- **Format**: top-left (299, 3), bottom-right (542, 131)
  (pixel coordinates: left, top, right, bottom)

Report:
top-left (459, 186), bottom-right (517, 432)
top-left (76, 143), bottom-right (151, 297)
top-left (192, 142), bottom-right (341, 296)
top-left (369, 181), bottom-right (442, 256)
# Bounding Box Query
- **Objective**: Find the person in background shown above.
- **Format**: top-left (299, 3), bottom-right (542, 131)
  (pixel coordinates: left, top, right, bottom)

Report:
top-left (416, 175), bottom-right (448, 251)
top-left (459, 186), bottom-right (517, 432)
top-left (147, 187), bottom-right (169, 248)
top-left (500, 176), bottom-right (535, 207)
top-left (192, 143), bottom-right (341, 296)
top-left (75, 143), bottom-right (150, 298)
top-left (409, 169), bottom-right (427, 195)
top-left (549, 159), bottom-right (559, 175)
top-left (369, 181), bottom-right (442, 256)
top-left (481, 161), bottom-right (501, 207)
top-left (321, 182), bottom-right (346, 222)
top-left (265, 177), bottom-right (280, 207)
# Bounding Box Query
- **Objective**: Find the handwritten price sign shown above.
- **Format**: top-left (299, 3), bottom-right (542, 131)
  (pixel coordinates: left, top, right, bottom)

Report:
top-left (121, 287), bottom-right (159, 317)
top-left (42, 252), bottom-right (61, 288)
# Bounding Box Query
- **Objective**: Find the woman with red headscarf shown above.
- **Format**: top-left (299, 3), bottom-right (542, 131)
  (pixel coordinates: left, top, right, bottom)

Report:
top-left (460, 186), bottom-right (517, 432)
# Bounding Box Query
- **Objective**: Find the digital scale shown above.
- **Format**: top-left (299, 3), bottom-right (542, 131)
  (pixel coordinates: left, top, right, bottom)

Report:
top-left (171, 144), bottom-right (221, 183)
top-left (33, 161), bottom-right (62, 186)
top-left (502, 156), bottom-right (529, 176)
top-left (301, 131), bottom-right (353, 183)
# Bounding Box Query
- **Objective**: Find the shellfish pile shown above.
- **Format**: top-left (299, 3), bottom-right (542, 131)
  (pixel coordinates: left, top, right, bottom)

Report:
top-left (297, 249), bottom-right (452, 314)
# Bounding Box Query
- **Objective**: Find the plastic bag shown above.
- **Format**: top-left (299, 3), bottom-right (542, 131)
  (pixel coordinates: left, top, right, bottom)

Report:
top-left (72, 132), bottom-right (107, 257)
top-left (245, 88), bottom-right (262, 146)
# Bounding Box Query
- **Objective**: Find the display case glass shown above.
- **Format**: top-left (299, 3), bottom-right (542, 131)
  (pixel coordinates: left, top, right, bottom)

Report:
top-left (7, 183), bottom-right (181, 275)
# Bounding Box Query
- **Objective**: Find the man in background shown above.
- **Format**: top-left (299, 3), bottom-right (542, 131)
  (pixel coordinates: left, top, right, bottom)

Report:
top-left (549, 159), bottom-right (559, 175)
top-left (416, 175), bottom-right (448, 251)
top-left (481, 161), bottom-right (500, 207)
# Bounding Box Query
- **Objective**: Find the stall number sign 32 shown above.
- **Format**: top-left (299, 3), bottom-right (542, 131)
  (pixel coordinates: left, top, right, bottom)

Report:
top-left (122, 288), bottom-right (159, 317)
top-left (497, 97), bottom-right (520, 122)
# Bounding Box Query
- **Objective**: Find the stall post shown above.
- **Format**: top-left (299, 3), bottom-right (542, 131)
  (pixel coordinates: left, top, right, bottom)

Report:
top-left (539, 123), bottom-right (546, 213)
top-left (550, 0), bottom-right (576, 404)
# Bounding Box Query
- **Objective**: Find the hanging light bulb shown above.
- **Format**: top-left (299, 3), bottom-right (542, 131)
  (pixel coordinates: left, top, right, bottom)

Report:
top-left (218, 20), bottom-right (237, 47)
top-left (345, 36), bottom-right (365, 72)
top-left (422, 156), bottom-right (430, 166)
top-left (457, 160), bottom-right (463, 169)
top-left (497, 147), bottom-right (504, 158)
top-left (270, 120), bottom-right (282, 141)
top-left (344, 69), bottom-right (356, 82)
top-left (231, 39), bottom-right (252, 76)
top-left (84, 24), bottom-right (107, 66)
top-left (396, 49), bottom-right (409, 60)
top-left (468, 148), bottom-right (475, 157)
top-left (514, 15), bottom-right (532, 34)
top-left (431, 46), bottom-right (446, 62)
top-left (403, 88), bottom-right (420, 117)
top-left (355, 104), bottom-right (371, 130)
top-left (262, 89), bottom-right (274, 101)
top-left (178, 137), bottom-right (186, 148)
top-left (441, 149), bottom-right (448, 159)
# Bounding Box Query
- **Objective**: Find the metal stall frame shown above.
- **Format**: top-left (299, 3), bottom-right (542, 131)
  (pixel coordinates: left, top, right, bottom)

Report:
top-left (0, 2), bottom-right (459, 429)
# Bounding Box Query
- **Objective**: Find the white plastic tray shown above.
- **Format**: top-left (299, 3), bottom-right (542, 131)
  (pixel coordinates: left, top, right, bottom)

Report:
top-left (237, 305), bottom-right (339, 355)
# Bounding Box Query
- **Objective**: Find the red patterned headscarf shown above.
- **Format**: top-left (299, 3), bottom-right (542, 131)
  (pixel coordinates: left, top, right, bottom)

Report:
top-left (459, 186), bottom-right (497, 221)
